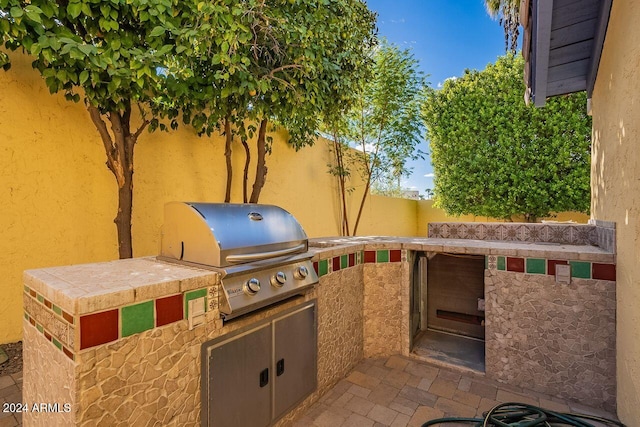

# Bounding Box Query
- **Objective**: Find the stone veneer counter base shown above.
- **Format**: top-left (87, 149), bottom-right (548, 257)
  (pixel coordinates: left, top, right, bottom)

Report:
top-left (22, 235), bottom-right (617, 424)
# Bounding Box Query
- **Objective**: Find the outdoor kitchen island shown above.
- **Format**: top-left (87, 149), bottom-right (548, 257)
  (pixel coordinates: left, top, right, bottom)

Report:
top-left (22, 229), bottom-right (617, 425)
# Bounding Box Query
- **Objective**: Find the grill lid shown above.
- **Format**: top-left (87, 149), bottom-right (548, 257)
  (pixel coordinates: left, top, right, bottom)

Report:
top-left (160, 202), bottom-right (308, 268)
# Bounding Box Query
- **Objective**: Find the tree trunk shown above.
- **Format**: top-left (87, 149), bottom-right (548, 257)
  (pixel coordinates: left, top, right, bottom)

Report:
top-left (224, 116), bottom-right (233, 203)
top-left (241, 137), bottom-right (251, 203)
top-left (352, 176), bottom-right (371, 236)
top-left (115, 170), bottom-right (134, 259)
top-left (87, 102), bottom-right (148, 259)
top-left (249, 119), bottom-right (269, 203)
top-left (333, 138), bottom-right (350, 236)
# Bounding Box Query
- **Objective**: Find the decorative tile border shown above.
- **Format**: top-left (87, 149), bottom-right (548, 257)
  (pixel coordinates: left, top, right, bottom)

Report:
top-left (23, 286), bottom-right (75, 360)
top-left (24, 285), bottom-right (216, 355)
top-left (429, 223), bottom-right (598, 246)
top-left (312, 250), bottom-right (402, 277)
top-left (486, 256), bottom-right (616, 280)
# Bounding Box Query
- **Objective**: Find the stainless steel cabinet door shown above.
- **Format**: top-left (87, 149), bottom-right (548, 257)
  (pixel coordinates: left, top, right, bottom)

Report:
top-left (208, 323), bottom-right (272, 427)
top-left (273, 304), bottom-right (317, 420)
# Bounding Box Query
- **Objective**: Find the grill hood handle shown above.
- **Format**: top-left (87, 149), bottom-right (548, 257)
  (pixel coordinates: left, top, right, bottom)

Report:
top-left (225, 243), bottom-right (306, 264)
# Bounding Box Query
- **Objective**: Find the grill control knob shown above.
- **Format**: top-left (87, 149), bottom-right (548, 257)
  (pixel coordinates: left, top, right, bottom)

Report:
top-left (294, 266), bottom-right (309, 280)
top-left (271, 272), bottom-right (287, 288)
top-left (244, 278), bottom-right (261, 295)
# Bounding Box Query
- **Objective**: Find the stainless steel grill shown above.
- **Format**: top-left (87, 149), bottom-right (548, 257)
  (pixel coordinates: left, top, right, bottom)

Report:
top-left (159, 202), bottom-right (318, 320)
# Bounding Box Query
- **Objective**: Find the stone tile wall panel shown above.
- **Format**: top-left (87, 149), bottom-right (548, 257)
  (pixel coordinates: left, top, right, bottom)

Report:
top-left (76, 321), bottom-right (206, 426)
top-left (22, 319), bottom-right (76, 426)
top-left (363, 263), bottom-right (404, 358)
top-left (316, 266), bottom-right (364, 389)
top-left (484, 270), bottom-right (616, 411)
top-left (428, 223), bottom-right (601, 247)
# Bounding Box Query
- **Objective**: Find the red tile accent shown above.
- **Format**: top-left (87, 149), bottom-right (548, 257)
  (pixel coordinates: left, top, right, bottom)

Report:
top-left (44, 299), bottom-right (52, 309)
top-left (364, 251), bottom-right (376, 263)
top-left (332, 256), bottom-right (341, 272)
top-left (390, 250), bottom-right (402, 262)
top-left (592, 263), bottom-right (616, 281)
top-left (29, 317), bottom-right (35, 327)
top-left (506, 257), bottom-right (525, 272)
top-left (156, 294), bottom-right (184, 327)
top-left (62, 310), bottom-right (74, 324)
top-left (348, 253), bottom-right (355, 267)
top-left (44, 330), bottom-right (52, 341)
top-left (80, 309), bottom-right (119, 350)
top-left (313, 261), bottom-right (319, 275)
top-left (29, 289), bottom-right (36, 298)
top-left (62, 347), bottom-right (74, 360)
top-left (547, 259), bottom-right (569, 276)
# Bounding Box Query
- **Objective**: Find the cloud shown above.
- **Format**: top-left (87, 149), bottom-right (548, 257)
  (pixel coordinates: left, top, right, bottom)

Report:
top-left (353, 143), bottom-right (377, 153)
top-left (390, 18), bottom-right (406, 23)
top-left (424, 173), bottom-right (435, 178)
top-left (437, 76), bottom-right (458, 89)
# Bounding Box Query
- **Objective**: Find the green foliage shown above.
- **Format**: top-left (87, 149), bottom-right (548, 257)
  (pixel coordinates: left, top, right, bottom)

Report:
top-left (0, 0), bottom-right (195, 120)
top-left (327, 40), bottom-right (427, 234)
top-left (346, 40), bottom-right (426, 185)
top-left (421, 54), bottom-right (592, 222)
top-left (171, 0), bottom-right (377, 148)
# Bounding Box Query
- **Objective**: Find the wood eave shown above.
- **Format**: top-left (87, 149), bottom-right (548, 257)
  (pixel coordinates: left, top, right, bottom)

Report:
top-left (522, 0), bottom-right (613, 107)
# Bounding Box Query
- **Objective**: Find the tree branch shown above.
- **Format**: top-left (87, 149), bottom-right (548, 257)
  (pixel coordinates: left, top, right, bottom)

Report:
top-left (269, 64), bottom-right (303, 77)
top-left (133, 120), bottom-right (150, 140)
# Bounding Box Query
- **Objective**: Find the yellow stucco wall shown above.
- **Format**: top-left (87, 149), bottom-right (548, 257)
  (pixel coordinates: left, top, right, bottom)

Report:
top-left (0, 50), bottom-right (590, 343)
top-left (591, 0), bottom-right (640, 422)
top-left (0, 51), bottom-right (413, 342)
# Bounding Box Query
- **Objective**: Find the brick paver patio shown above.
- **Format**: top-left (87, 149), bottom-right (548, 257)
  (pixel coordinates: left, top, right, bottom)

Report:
top-left (295, 356), bottom-right (619, 427)
top-left (0, 355), bottom-right (620, 426)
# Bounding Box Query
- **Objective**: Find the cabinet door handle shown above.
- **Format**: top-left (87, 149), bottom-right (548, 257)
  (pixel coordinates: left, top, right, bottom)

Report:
top-left (259, 368), bottom-right (269, 387)
top-left (276, 359), bottom-right (285, 376)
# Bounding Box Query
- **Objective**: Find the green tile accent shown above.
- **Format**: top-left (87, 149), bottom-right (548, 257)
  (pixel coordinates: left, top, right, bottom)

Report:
top-left (24, 285), bottom-right (30, 293)
top-left (526, 258), bottom-right (546, 274)
top-left (37, 294), bottom-right (44, 303)
top-left (319, 259), bottom-right (328, 276)
top-left (570, 261), bottom-right (591, 279)
top-left (36, 324), bottom-right (43, 333)
top-left (185, 289), bottom-right (208, 318)
top-left (340, 254), bottom-right (348, 269)
top-left (376, 250), bottom-right (389, 263)
top-left (358, 251), bottom-right (363, 264)
top-left (52, 305), bottom-right (62, 316)
top-left (485, 256), bottom-right (488, 269)
top-left (497, 256), bottom-right (506, 271)
top-left (52, 337), bottom-right (62, 350)
top-left (121, 301), bottom-right (154, 337)
top-left (24, 312), bottom-right (29, 321)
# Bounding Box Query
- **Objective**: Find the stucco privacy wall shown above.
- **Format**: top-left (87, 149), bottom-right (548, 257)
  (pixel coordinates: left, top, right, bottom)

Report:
top-left (0, 50), bottom-right (588, 343)
top-left (591, 0), bottom-right (640, 422)
top-left (0, 51), bottom-right (399, 343)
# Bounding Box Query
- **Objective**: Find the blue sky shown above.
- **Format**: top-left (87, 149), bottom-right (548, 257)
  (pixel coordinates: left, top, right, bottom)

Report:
top-left (364, 0), bottom-right (508, 196)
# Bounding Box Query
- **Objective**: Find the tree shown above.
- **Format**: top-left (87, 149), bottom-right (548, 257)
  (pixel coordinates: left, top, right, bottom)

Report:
top-left (176, 0), bottom-right (377, 204)
top-left (421, 54), bottom-right (591, 222)
top-left (327, 41), bottom-right (426, 235)
top-left (0, 0), bottom-right (201, 258)
top-left (485, 0), bottom-right (520, 54)
top-left (424, 188), bottom-right (434, 199)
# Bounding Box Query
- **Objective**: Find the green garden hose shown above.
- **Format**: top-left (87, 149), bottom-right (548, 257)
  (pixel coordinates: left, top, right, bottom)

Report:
top-left (420, 402), bottom-right (626, 427)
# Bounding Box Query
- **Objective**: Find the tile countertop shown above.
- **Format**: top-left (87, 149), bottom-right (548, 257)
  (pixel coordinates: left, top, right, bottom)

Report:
top-left (308, 236), bottom-right (615, 263)
top-left (23, 237), bottom-right (614, 316)
top-left (23, 257), bottom-right (220, 315)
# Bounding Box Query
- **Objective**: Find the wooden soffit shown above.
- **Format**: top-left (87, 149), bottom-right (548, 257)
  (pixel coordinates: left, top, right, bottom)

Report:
top-left (521, 0), bottom-right (613, 106)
